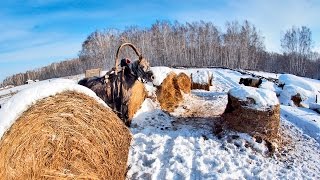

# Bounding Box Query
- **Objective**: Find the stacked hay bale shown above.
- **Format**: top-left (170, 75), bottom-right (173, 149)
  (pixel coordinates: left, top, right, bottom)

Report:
top-left (156, 72), bottom-right (191, 112)
top-left (222, 86), bottom-right (280, 143)
top-left (0, 91), bottom-right (131, 179)
top-left (176, 72), bottom-right (192, 94)
top-left (191, 70), bottom-right (212, 91)
top-left (128, 81), bottom-right (148, 121)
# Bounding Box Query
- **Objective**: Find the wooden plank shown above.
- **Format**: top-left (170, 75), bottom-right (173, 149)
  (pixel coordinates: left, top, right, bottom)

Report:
top-left (85, 68), bottom-right (101, 78)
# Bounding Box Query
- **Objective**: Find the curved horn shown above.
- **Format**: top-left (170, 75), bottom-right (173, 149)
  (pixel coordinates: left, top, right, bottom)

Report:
top-left (114, 42), bottom-right (142, 74)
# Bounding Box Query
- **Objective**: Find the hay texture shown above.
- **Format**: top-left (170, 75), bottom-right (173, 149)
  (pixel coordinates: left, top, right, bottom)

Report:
top-left (128, 81), bottom-right (147, 122)
top-left (191, 70), bottom-right (212, 91)
top-left (0, 91), bottom-right (131, 179)
top-left (175, 72), bottom-right (192, 94)
top-left (156, 72), bottom-right (183, 112)
top-left (222, 87), bottom-right (280, 142)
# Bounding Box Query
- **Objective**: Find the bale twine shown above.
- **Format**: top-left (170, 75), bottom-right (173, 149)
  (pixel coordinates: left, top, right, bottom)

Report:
top-left (128, 81), bottom-right (147, 122)
top-left (222, 89), bottom-right (280, 143)
top-left (175, 73), bottom-right (191, 94)
top-left (0, 91), bottom-right (131, 179)
top-left (156, 72), bottom-right (183, 112)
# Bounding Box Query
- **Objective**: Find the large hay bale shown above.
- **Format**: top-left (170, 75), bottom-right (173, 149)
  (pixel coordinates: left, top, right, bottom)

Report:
top-left (191, 70), bottom-right (212, 91)
top-left (175, 72), bottom-right (191, 94)
top-left (0, 91), bottom-right (131, 179)
top-left (222, 87), bottom-right (280, 142)
top-left (156, 72), bottom-right (183, 112)
top-left (128, 81), bottom-right (147, 121)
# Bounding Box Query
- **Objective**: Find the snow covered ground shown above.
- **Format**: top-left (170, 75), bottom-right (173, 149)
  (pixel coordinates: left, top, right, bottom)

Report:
top-left (127, 67), bottom-right (320, 179)
top-left (0, 67), bottom-right (319, 179)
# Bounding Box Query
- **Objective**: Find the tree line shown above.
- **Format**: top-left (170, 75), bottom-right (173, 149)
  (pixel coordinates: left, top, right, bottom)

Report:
top-left (1, 20), bottom-right (320, 87)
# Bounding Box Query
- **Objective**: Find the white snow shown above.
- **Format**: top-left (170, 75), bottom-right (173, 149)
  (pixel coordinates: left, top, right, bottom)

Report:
top-left (229, 86), bottom-right (279, 109)
top-left (309, 103), bottom-right (320, 112)
top-left (248, 70), bottom-right (279, 79)
top-left (259, 80), bottom-right (282, 96)
top-left (144, 82), bottom-right (157, 97)
top-left (0, 79), bottom-right (107, 139)
top-left (279, 85), bottom-right (318, 108)
top-left (281, 105), bottom-right (320, 143)
top-left (190, 70), bottom-right (212, 85)
top-left (128, 85), bottom-right (320, 179)
top-left (150, 66), bottom-right (191, 86)
top-left (150, 66), bottom-right (174, 86)
top-left (1, 67), bottom-right (319, 179)
top-left (274, 73), bottom-right (320, 109)
top-left (279, 74), bottom-right (317, 92)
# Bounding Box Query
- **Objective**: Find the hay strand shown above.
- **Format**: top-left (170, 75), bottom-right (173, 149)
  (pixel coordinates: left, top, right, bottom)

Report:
top-left (176, 73), bottom-right (191, 94)
top-left (156, 72), bottom-right (183, 112)
top-left (128, 81), bottom-right (147, 123)
top-left (222, 93), bottom-right (280, 142)
top-left (0, 91), bottom-right (131, 179)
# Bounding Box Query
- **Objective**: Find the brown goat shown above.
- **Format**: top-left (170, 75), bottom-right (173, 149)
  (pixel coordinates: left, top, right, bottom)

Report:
top-left (78, 43), bottom-right (154, 126)
top-left (239, 77), bottom-right (262, 88)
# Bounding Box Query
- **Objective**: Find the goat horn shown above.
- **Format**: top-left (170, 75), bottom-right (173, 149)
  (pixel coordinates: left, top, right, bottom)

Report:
top-left (114, 42), bottom-right (142, 75)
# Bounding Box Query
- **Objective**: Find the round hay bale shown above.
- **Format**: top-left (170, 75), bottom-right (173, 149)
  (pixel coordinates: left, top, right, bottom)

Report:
top-left (192, 83), bottom-right (210, 91)
top-left (222, 87), bottom-right (280, 142)
top-left (176, 72), bottom-right (191, 94)
top-left (0, 91), bottom-right (131, 179)
top-left (128, 81), bottom-right (147, 122)
top-left (191, 71), bottom-right (212, 91)
top-left (156, 72), bottom-right (183, 112)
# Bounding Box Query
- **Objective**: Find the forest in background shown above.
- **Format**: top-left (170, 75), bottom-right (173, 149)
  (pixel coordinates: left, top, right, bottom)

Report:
top-left (1, 20), bottom-right (320, 87)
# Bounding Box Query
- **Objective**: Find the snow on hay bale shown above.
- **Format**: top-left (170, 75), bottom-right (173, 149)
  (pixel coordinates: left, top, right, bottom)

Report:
top-left (0, 80), bottom-right (131, 179)
top-left (156, 72), bottom-right (191, 112)
top-left (279, 84), bottom-right (319, 108)
top-left (191, 70), bottom-right (213, 91)
top-left (222, 86), bottom-right (280, 142)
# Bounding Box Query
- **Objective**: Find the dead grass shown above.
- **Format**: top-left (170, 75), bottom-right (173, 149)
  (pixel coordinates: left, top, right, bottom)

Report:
top-left (0, 91), bottom-right (131, 179)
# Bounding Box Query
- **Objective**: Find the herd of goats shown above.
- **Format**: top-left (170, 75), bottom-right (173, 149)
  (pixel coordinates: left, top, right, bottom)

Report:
top-left (78, 42), bottom-right (270, 127)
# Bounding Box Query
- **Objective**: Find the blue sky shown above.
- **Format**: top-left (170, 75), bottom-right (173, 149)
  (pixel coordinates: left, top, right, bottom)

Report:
top-left (1, 0), bottom-right (320, 81)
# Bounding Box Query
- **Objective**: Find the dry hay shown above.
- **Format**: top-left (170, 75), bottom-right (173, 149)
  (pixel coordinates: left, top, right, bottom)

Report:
top-left (0, 91), bottom-right (131, 179)
top-left (222, 93), bottom-right (280, 143)
top-left (192, 83), bottom-right (210, 91)
top-left (190, 72), bottom-right (212, 91)
top-left (128, 80), bottom-right (148, 122)
top-left (175, 72), bottom-right (191, 94)
top-left (156, 72), bottom-right (183, 112)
